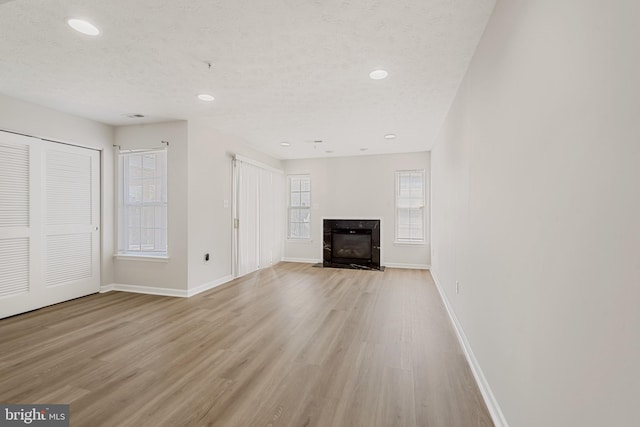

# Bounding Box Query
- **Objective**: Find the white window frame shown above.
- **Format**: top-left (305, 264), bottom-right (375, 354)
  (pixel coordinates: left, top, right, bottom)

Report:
top-left (116, 148), bottom-right (168, 258)
top-left (395, 170), bottom-right (425, 244)
top-left (287, 174), bottom-right (311, 240)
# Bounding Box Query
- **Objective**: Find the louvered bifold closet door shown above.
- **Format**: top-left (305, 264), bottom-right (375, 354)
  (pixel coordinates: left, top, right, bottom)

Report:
top-left (0, 132), bottom-right (100, 319)
top-left (42, 142), bottom-right (100, 307)
top-left (0, 134), bottom-right (32, 314)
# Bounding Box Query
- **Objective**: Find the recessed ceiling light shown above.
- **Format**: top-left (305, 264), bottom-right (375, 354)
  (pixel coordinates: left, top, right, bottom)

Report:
top-left (369, 69), bottom-right (388, 80)
top-left (384, 134), bottom-right (397, 139)
top-left (67, 18), bottom-right (100, 36)
top-left (360, 148), bottom-right (368, 152)
top-left (197, 94), bottom-right (215, 102)
top-left (280, 142), bottom-right (290, 147)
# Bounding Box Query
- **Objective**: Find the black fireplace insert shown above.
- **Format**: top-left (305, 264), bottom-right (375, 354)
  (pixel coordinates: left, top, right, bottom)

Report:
top-left (323, 219), bottom-right (381, 270)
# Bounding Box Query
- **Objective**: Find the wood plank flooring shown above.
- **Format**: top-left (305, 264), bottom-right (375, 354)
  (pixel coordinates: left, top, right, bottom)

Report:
top-left (0, 262), bottom-right (493, 427)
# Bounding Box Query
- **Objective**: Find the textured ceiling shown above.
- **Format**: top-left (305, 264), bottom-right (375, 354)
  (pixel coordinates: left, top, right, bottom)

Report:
top-left (0, 0), bottom-right (495, 159)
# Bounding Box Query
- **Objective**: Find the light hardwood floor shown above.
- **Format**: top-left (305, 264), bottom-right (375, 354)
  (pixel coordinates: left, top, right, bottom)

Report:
top-left (0, 263), bottom-right (493, 427)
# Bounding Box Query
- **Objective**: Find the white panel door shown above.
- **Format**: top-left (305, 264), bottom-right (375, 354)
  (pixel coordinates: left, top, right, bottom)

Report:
top-left (0, 132), bottom-right (100, 319)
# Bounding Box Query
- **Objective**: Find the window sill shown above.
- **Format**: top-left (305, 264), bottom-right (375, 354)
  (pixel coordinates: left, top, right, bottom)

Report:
top-left (393, 240), bottom-right (426, 246)
top-left (286, 238), bottom-right (313, 244)
top-left (114, 253), bottom-right (170, 262)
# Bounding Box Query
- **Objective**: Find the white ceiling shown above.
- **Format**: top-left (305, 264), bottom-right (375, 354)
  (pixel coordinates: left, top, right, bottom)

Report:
top-left (0, 0), bottom-right (495, 159)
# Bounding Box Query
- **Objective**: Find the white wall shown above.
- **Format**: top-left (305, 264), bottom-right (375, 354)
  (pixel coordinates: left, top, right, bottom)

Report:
top-left (0, 93), bottom-right (115, 285)
top-left (283, 152), bottom-right (430, 268)
top-left (431, 1), bottom-right (640, 426)
top-left (114, 121), bottom-right (189, 290)
top-left (187, 119), bottom-right (283, 291)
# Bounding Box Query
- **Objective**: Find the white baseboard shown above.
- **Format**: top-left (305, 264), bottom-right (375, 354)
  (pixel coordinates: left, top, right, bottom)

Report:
top-left (100, 283), bottom-right (187, 298)
top-left (383, 262), bottom-right (431, 270)
top-left (430, 269), bottom-right (509, 427)
top-left (187, 275), bottom-right (234, 297)
top-left (281, 257), bottom-right (320, 264)
top-left (100, 276), bottom-right (236, 299)
top-left (99, 284), bottom-right (114, 293)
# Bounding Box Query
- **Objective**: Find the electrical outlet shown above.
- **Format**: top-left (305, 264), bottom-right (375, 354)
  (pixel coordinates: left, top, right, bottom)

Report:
top-left (456, 281), bottom-right (460, 294)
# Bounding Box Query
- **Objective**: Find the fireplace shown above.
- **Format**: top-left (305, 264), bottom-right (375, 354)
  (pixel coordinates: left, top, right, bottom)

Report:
top-left (323, 219), bottom-right (382, 270)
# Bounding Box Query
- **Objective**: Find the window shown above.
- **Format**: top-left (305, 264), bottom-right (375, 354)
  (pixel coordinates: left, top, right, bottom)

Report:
top-left (288, 175), bottom-right (311, 239)
top-left (395, 170), bottom-right (425, 243)
top-left (118, 150), bottom-right (167, 256)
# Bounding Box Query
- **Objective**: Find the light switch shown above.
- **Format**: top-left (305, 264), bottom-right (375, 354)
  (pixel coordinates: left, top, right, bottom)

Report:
top-left (223, 199), bottom-right (229, 208)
